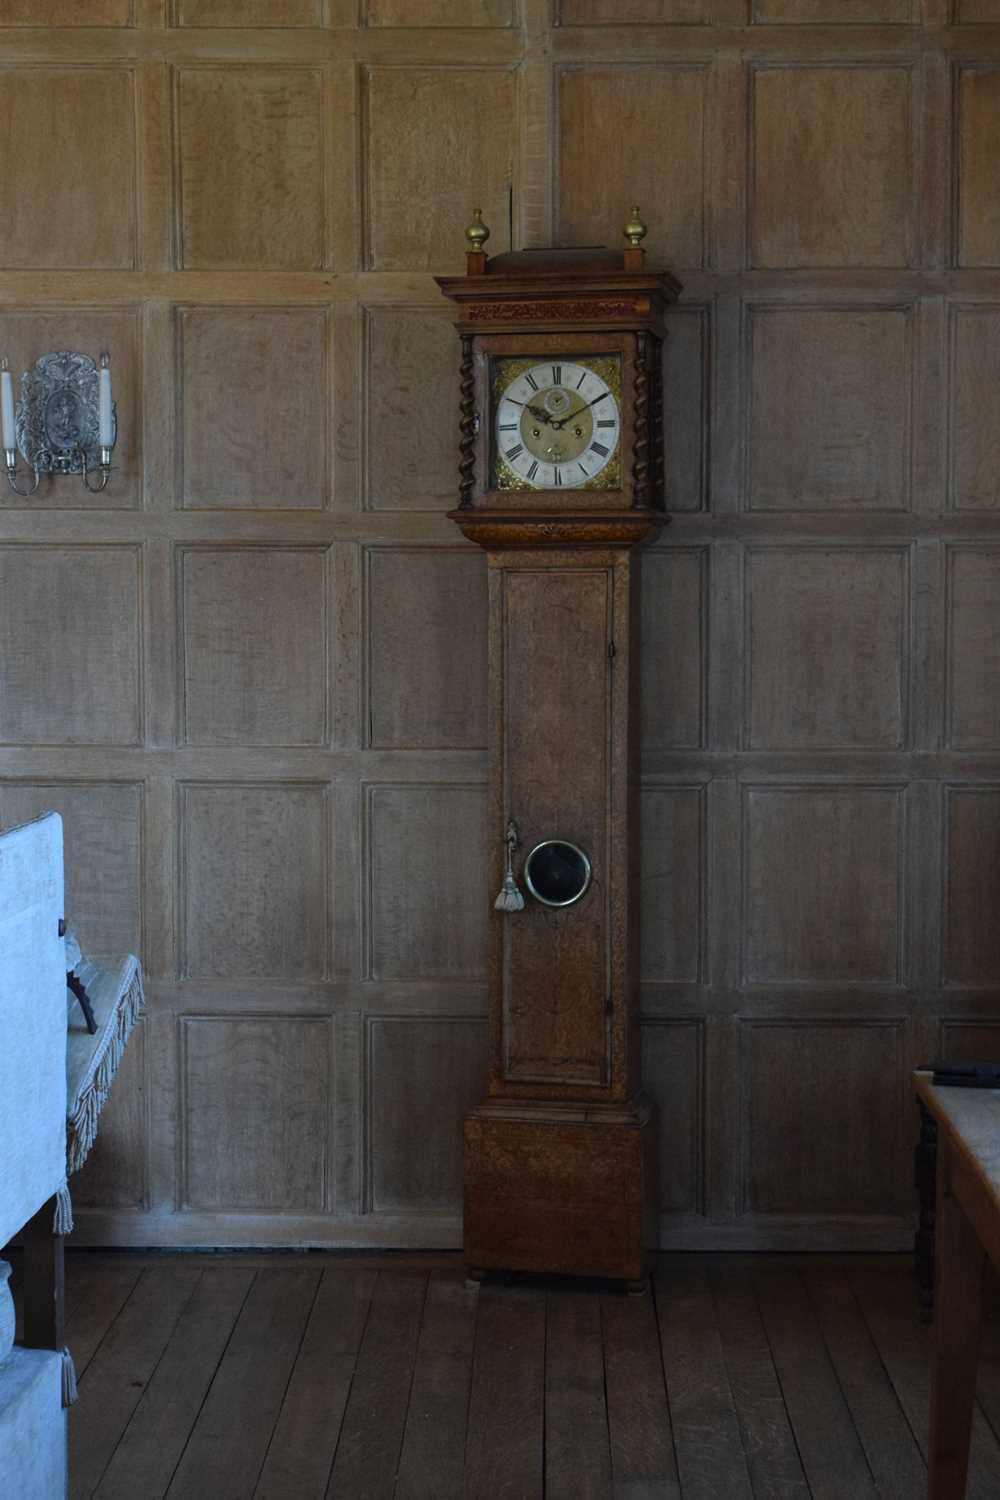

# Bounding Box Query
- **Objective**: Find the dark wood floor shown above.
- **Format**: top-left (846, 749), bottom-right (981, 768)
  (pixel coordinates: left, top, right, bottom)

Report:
top-left (19, 1251), bottom-right (1000, 1499)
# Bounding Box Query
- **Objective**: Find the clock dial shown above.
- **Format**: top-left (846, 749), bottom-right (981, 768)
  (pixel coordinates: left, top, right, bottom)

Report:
top-left (493, 357), bottom-right (622, 491)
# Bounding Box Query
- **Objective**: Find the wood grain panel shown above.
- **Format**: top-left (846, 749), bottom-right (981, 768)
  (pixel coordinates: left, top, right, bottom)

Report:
top-left (367, 1017), bottom-right (487, 1212)
top-left (179, 307), bottom-right (328, 509)
top-left (958, 69), bottom-right (1000, 267)
top-left (753, 0), bottom-right (911, 16)
top-left (558, 66), bottom-right (706, 271)
top-left (956, 0), bottom-right (1000, 17)
top-left (749, 307), bottom-right (911, 511)
top-left (559, 0), bottom-right (703, 20)
top-left (177, 68), bottom-right (324, 270)
top-left (181, 547), bottom-right (328, 746)
top-left (640, 787), bottom-right (703, 984)
top-left (948, 549), bottom-right (1000, 748)
top-left (642, 1020), bottom-right (703, 1214)
top-left (0, 68), bottom-right (136, 269)
top-left (939, 1022), bottom-right (1000, 1060)
top-left (180, 783), bottom-right (328, 980)
top-left (504, 567), bottom-right (610, 1084)
top-left (364, 68), bottom-right (514, 272)
top-left (640, 549), bottom-right (705, 752)
top-left (366, 784), bottom-right (487, 981)
top-left (0, 781), bottom-right (141, 960)
top-left (747, 548), bottom-right (906, 750)
top-left (0, 546), bottom-right (140, 746)
top-left (664, 308), bottom-right (708, 513)
top-left (944, 788), bottom-right (1000, 986)
top-left (0, 309), bottom-right (141, 510)
top-left (745, 1022), bottom-right (903, 1214)
top-left (182, 1016), bottom-right (329, 1211)
top-left (751, 67), bottom-right (912, 268)
top-left (951, 306), bottom-right (1000, 509)
top-left (367, 548), bottom-right (486, 749)
top-left (367, 0), bottom-right (514, 21)
top-left (72, 1020), bottom-right (146, 1211)
top-left (0, 0), bottom-right (132, 18)
top-left (744, 787), bottom-right (902, 984)
top-left (364, 308), bottom-right (459, 512)
top-left (175, 0), bottom-right (321, 21)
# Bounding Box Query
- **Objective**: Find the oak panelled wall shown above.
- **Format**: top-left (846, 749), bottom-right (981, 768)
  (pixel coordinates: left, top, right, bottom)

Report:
top-left (1, 0), bottom-right (998, 1250)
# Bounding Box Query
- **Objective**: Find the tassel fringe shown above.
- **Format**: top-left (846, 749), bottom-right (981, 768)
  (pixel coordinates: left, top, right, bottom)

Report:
top-left (494, 880), bottom-right (525, 913)
top-left (61, 1348), bottom-right (78, 1407)
top-left (67, 964), bottom-right (145, 1177)
top-left (53, 1183), bottom-right (73, 1237)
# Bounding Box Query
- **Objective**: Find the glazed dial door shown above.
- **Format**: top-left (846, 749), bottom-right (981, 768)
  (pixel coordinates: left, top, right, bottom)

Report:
top-left (492, 357), bottom-right (622, 492)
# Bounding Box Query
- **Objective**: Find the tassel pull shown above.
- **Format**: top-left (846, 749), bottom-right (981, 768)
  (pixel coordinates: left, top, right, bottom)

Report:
top-left (494, 820), bottom-right (525, 913)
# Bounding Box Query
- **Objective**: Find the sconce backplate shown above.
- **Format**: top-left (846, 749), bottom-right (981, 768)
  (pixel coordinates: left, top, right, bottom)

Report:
top-left (15, 352), bottom-right (117, 475)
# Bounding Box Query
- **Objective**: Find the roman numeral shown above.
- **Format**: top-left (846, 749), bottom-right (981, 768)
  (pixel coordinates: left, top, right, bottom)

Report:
top-left (592, 441), bottom-right (609, 458)
top-left (499, 423), bottom-right (517, 431)
top-left (526, 461), bottom-right (538, 480)
top-left (552, 365), bottom-right (562, 386)
top-left (579, 458), bottom-right (590, 475)
top-left (506, 444), bottom-right (524, 461)
top-left (575, 371), bottom-right (587, 389)
top-left (553, 467), bottom-right (562, 486)
top-left (525, 371), bottom-right (539, 391)
top-left (507, 398), bottom-right (524, 406)
top-left (597, 419), bottom-right (615, 428)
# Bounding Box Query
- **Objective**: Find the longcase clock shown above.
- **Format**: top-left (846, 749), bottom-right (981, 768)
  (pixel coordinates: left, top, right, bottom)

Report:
top-left (438, 210), bottom-right (680, 1286)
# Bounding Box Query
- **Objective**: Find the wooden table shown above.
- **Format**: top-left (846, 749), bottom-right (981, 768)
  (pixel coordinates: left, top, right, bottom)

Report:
top-left (915, 1070), bottom-right (1000, 1498)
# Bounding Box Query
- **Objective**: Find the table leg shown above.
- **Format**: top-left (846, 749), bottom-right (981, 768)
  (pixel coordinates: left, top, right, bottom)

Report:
top-left (915, 1099), bottom-right (938, 1321)
top-left (21, 1194), bottom-right (65, 1352)
top-left (928, 1142), bottom-right (985, 1500)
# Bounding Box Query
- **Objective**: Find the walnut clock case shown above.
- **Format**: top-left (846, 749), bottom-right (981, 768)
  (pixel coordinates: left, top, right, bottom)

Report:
top-left (438, 212), bottom-right (680, 1288)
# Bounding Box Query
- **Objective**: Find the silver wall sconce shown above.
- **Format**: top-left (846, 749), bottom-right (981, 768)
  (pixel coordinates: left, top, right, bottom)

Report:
top-left (1, 351), bottom-right (117, 497)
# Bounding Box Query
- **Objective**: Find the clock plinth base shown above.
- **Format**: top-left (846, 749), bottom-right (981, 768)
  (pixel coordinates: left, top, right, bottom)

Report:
top-left (463, 1097), bottom-right (656, 1284)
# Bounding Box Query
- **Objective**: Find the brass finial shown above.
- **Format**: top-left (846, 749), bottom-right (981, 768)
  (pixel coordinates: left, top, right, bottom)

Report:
top-left (465, 208), bottom-right (490, 253)
top-left (624, 205), bottom-right (648, 249)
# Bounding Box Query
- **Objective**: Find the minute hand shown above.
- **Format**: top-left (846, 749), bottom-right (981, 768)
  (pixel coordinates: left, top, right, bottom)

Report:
top-left (551, 394), bottom-right (611, 429)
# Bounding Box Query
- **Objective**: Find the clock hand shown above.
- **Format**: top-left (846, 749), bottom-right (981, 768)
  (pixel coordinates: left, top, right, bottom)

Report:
top-left (551, 394), bottom-right (609, 430)
top-left (525, 403), bottom-right (554, 426)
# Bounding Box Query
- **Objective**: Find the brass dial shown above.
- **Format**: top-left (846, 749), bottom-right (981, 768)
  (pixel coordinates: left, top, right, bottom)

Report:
top-left (493, 357), bottom-right (622, 491)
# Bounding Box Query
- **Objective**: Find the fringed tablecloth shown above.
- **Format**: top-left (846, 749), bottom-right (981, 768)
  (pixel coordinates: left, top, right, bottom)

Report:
top-left (65, 951), bottom-right (145, 1196)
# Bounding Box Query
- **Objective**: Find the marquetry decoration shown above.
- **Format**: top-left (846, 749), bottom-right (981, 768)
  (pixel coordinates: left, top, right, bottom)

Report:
top-left (439, 213), bottom-right (680, 1285)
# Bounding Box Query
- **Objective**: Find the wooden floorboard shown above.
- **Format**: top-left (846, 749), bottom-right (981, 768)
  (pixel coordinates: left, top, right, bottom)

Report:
top-left (254, 1265), bottom-right (377, 1500)
top-left (51, 1250), bottom-right (1000, 1499)
top-left (163, 1266), bottom-right (321, 1500)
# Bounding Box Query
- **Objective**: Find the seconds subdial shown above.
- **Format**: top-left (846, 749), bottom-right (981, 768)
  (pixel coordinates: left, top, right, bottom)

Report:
top-left (495, 359), bottom-right (620, 490)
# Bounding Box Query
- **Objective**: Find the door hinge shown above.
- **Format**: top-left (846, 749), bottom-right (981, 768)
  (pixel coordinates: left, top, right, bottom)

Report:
top-left (608, 640), bottom-right (616, 662)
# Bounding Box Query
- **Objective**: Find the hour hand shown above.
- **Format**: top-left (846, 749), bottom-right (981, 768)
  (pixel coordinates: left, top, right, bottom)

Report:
top-left (526, 403), bottom-right (552, 426)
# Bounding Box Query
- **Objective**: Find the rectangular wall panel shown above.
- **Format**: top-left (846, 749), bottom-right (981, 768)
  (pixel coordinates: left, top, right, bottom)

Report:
top-left (640, 788), bottom-right (704, 984)
top-left (950, 305), bottom-right (1000, 509)
top-left (180, 547), bottom-right (329, 746)
top-left (182, 1016), bottom-right (330, 1211)
top-left (640, 549), bottom-right (706, 752)
top-left (944, 788), bottom-right (1000, 986)
top-left (641, 1021), bottom-right (704, 1215)
top-left (560, 0), bottom-right (704, 20)
top-left (176, 68), bottom-right (325, 270)
top-left (751, 66), bottom-right (912, 268)
top-left (0, 68), bottom-right (136, 269)
top-left (364, 308), bottom-right (460, 511)
top-left (744, 786), bottom-right (903, 984)
top-left (179, 307), bottom-right (329, 509)
top-left (0, 0), bottom-right (132, 19)
top-left (367, 0), bottom-right (515, 21)
top-left (72, 1022), bottom-right (147, 1211)
top-left (958, 69), bottom-right (1000, 267)
top-left (366, 548), bottom-right (487, 749)
top-left (558, 66), bottom-right (707, 271)
top-left (748, 306), bottom-right (912, 511)
top-left (366, 1017), bottom-right (487, 1213)
top-left (746, 548), bottom-right (907, 749)
top-left (947, 548), bottom-right (1000, 748)
top-left (179, 783), bottom-right (329, 980)
top-left (743, 1021), bottom-right (904, 1215)
top-left (366, 784), bottom-right (487, 981)
top-left (175, 0), bottom-right (322, 20)
top-left (364, 67), bottom-right (515, 271)
top-left (0, 547), bottom-right (141, 747)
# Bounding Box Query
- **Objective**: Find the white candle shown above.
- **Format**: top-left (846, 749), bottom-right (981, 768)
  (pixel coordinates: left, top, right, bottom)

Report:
top-left (98, 358), bottom-right (113, 447)
top-left (1, 366), bottom-right (14, 451)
